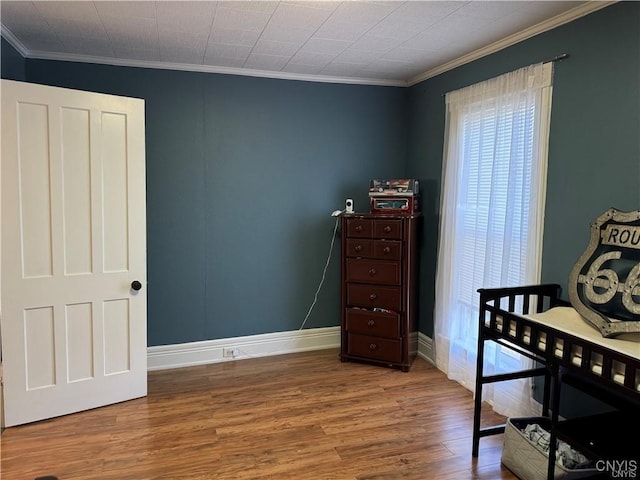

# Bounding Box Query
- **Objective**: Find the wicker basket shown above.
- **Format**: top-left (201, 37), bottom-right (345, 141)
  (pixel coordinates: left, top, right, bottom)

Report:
top-left (501, 417), bottom-right (598, 480)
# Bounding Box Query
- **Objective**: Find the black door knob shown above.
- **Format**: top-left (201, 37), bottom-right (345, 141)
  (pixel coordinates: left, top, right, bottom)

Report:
top-left (131, 280), bottom-right (142, 291)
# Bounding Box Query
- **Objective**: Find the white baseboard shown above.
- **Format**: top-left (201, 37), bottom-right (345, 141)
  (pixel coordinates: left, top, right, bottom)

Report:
top-left (417, 332), bottom-right (435, 365)
top-left (147, 326), bottom-right (341, 371)
top-left (148, 327), bottom-right (435, 372)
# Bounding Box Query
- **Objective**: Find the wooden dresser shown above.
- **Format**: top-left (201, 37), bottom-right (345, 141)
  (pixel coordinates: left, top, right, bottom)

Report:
top-left (339, 213), bottom-right (421, 371)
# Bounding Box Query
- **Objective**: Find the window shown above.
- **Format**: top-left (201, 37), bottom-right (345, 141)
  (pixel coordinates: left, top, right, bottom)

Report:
top-left (434, 62), bottom-right (553, 418)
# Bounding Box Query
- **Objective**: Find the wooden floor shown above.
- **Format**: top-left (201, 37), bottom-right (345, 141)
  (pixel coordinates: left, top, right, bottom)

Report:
top-left (0, 349), bottom-right (518, 480)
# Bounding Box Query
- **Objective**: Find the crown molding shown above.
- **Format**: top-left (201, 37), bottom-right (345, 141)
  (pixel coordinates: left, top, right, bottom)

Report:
top-left (0, 28), bottom-right (405, 88)
top-left (407, 1), bottom-right (615, 86)
top-left (0, 24), bottom-right (29, 57)
top-left (25, 49), bottom-right (406, 87)
top-left (1, 1), bottom-right (615, 89)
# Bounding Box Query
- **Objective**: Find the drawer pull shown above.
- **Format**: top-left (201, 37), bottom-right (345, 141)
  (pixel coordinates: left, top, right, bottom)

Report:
top-left (382, 246), bottom-right (391, 254)
top-left (369, 343), bottom-right (378, 351)
top-left (369, 293), bottom-right (377, 300)
top-left (383, 226), bottom-right (392, 233)
top-left (354, 244), bottom-right (363, 252)
top-left (368, 268), bottom-right (377, 276)
top-left (355, 225), bottom-right (363, 232)
top-left (367, 319), bottom-right (375, 327)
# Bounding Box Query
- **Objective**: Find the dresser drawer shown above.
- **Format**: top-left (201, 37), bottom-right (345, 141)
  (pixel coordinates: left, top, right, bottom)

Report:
top-left (373, 240), bottom-right (401, 260)
top-left (346, 218), bottom-right (372, 238)
top-left (346, 259), bottom-right (400, 285)
top-left (346, 239), bottom-right (401, 260)
top-left (345, 239), bottom-right (372, 257)
top-left (345, 308), bottom-right (400, 338)
top-left (373, 219), bottom-right (402, 240)
top-left (347, 333), bottom-right (402, 363)
top-left (347, 284), bottom-right (401, 310)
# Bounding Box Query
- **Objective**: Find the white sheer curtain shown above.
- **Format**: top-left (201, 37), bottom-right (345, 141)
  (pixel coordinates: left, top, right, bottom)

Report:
top-left (434, 62), bottom-right (553, 419)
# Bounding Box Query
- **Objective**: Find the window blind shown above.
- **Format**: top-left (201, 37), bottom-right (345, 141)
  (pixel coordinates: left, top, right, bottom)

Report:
top-left (434, 61), bottom-right (554, 419)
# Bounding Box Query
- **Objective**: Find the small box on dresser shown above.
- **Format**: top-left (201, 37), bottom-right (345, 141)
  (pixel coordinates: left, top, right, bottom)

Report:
top-left (339, 213), bottom-right (421, 372)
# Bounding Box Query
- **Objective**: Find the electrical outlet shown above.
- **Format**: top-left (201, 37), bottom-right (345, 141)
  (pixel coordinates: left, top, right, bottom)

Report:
top-left (223, 347), bottom-right (237, 358)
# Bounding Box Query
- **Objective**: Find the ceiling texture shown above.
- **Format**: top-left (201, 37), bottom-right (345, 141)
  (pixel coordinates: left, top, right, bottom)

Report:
top-left (0, 0), bottom-right (612, 86)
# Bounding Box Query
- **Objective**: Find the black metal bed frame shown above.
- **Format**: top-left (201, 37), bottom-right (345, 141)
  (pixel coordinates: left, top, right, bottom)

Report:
top-left (472, 283), bottom-right (640, 480)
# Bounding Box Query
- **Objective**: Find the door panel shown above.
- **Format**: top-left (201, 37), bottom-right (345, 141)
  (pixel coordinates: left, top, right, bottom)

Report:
top-left (102, 112), bottom-right (130, 273)
top-left (66, 302), bottom-right (94, 382)
top-left (1, 79), bottom-right (147, 427)
top-left (18, 102), bottom-right (54, 278)
top-left (61, 107), bottom-right (92, 276)
top-left (24, 306), bottom-right (56, 389)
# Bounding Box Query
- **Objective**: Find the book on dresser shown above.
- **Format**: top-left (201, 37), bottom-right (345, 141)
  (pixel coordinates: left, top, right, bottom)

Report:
top-left (339, 213), bottom-right (421, 372)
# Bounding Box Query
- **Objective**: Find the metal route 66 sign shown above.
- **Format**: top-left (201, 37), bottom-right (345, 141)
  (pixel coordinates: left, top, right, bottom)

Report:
top-left (568, 208), bottom-right (640, 338)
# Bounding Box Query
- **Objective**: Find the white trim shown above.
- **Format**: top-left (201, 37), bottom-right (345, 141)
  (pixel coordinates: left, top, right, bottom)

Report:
top-left (147, 326), bottom-right (340, 371)
top-left (23, 50), bottom-right (406, 87)
top-left (0, 26), bottom-right (28, 57)
top-left (1, 2), bottom-right (613, 88)
top-left (0, 30), bottom-right (404, 88)
top-left (148, 327), bottom-right (436, 372)
top-left (417, 332), bottom-right (435, 366)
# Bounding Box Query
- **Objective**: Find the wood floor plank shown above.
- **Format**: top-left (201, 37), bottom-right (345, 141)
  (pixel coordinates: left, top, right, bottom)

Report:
top-left (0, 349), bottom-right (518, 480)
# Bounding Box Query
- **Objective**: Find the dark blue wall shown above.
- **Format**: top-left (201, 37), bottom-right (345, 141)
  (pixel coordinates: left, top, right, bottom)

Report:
top-left (408, 1), bottom-right (640, 337)
top-left (20, 60), bottom-right (408, 346)
top-left (2, 1), bottom-right (637, 346)
top-left (1, 37), bottom-right (25, 80)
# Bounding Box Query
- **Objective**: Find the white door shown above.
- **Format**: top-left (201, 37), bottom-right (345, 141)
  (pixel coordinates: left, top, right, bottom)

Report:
top-left (1, 79), bottom-right (147, 427)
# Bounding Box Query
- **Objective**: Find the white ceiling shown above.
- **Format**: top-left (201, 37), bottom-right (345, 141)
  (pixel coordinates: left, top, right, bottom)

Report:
top-left (0, 0), bottom-right (612, 86)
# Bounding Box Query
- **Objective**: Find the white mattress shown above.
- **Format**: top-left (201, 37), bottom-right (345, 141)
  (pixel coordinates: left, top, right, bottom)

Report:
top-left (489, 306), bottom-right (640, 391)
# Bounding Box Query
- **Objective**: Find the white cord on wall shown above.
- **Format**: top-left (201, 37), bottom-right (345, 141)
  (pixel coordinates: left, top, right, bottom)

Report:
top-left (298, 214), bottom-right (341, 330)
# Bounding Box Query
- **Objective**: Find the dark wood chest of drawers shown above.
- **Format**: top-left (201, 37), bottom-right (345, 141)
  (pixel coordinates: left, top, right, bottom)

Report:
top-left (340, 213), bottom-right (421, 371)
